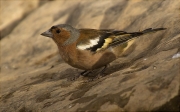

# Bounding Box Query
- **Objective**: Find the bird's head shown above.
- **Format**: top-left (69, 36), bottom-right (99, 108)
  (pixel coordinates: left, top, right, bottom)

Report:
top-left (41, 24), bottom-right (79, 46)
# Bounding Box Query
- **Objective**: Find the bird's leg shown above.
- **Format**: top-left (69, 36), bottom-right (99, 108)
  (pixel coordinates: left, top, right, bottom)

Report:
top-left (81, 70), bottom-right (88, 76)
top-left (71, 65), bottom-right (108, 81)
top-left (88, 65), bottom-right (109, 81)
top-left (70, 70), bottom-right (92, 81)
top-left (80, 70), bottom-right (92, 76)
top-left (99, 65), bottom-right (108, 76)
top-left (82, 65), bottom-right (108, 78)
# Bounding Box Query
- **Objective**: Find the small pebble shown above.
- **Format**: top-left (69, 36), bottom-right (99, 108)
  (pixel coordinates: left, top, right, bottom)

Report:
top-left (153, 66), bottom-right (157, 69)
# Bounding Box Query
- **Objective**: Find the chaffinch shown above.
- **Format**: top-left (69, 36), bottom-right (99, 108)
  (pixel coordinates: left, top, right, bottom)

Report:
top-left (41, 24), bottom-right (166, 77)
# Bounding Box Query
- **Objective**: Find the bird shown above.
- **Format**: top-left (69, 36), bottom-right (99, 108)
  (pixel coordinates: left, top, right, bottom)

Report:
top-left (41, 24), bottom-right (166, 78)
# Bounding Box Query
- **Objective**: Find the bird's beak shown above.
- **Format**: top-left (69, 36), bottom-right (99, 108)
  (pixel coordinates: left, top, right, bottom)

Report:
top-left (41, 30), bottom-right (53, 38)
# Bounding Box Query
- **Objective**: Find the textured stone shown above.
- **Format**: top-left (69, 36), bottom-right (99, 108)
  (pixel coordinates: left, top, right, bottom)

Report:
top-left (0, 0), bottom-right (40, 38)
top-left (0, 0), bottom-right (179, 112)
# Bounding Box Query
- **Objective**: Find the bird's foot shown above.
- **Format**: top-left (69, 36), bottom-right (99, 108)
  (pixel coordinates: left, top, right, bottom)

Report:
top-left (69, 70), bottom-right (91, 81)
top-left (70, 65), bottom-right (108, 81)
top-left (87, 65), bottom-right (108, 81)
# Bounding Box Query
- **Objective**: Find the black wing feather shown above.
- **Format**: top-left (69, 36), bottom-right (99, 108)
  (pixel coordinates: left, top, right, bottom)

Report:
top-left (87, 32), bottom-right (112, 52)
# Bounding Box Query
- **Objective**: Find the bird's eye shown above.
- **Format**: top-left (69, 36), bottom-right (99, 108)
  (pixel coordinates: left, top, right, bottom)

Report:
top-left (56, 29), bottom-right (61, 33)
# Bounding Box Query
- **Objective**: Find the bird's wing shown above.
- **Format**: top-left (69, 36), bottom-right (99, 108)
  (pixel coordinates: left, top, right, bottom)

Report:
top-left (76, 29), bottom-right (121, 52)
top-left (76, 28), bottom-right (166, 52)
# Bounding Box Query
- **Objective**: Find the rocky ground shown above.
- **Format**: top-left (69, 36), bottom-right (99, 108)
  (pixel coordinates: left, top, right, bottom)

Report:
top-left (0, 0), bottom-right (180, 112)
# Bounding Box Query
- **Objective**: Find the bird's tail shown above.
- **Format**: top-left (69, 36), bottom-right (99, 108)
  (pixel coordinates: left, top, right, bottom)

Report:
top-left (141, 28), bottom-right (166, 34)
top-left (109, 28), bottom-right (166, 47)
top-left (130, 28), bottom-right (166, 37)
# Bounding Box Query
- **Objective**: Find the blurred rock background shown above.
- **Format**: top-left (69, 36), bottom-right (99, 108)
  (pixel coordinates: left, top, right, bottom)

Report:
top-left (0, 0), bottom-right (180, 112)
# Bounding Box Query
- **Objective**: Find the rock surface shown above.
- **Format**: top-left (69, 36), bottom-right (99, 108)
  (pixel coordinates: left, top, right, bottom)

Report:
top-left (0, 0), bottom-right (41, 39)
top-left (0, 0), bottom-right (180, 112)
